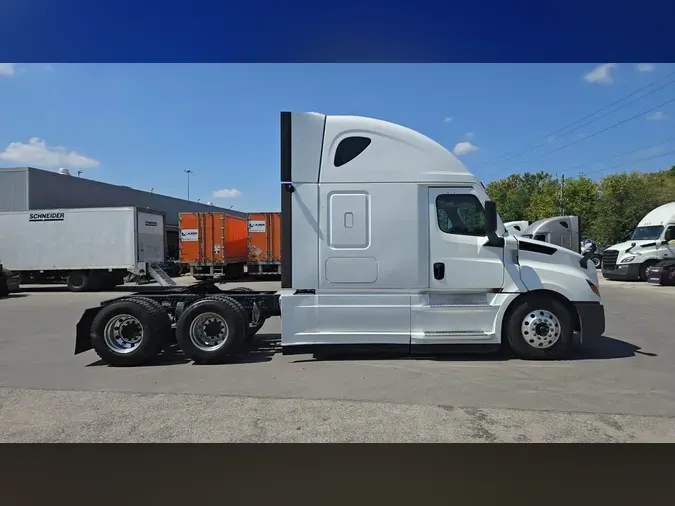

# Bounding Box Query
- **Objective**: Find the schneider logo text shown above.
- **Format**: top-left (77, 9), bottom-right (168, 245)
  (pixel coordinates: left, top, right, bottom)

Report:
top-left (29, 212), bottom-right (65, 222)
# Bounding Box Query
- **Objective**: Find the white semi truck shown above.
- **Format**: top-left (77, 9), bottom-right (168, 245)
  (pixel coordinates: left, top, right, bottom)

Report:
top-left (504, 220), bottom-right (529, 236)
top-left (602, 202), bottom-right (675, 281)
top-left (73, 111), bottom-right (605, 366)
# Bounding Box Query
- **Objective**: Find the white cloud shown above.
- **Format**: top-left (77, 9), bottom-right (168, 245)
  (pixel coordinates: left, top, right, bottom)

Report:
top-left (453, 141), bottom-right (479, 156)
top-left (464, 132), bottom-right (474, 139)
top-left (0, 137), bottom-right (100, 168)
top-left (0, 63), bottom-right (16, 77)
top-left (583, 63), bottom-right (617, 85)
top-left (647, 111), bottom-right (667, 120)
top-left (443, 116), bottom-right (454, 123)
top-left (636, 63), bottom-right (655, 72)
top-left (212, 188), bottom-right (243, 199)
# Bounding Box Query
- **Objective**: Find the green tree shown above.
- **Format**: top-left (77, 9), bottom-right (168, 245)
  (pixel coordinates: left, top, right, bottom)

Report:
top-left (486, 171), bottom-right (556, 222)
top-left (561, 175), bottom-right (599, 236)
top-left (525, 178), bottom-right (560, 221)
top-left (591, 171), bottom-right (653, 244)
top-left (485, 174), bottom-right (527, 222)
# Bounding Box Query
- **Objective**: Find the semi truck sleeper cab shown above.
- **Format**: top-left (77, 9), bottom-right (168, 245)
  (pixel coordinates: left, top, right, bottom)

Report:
top-left (73, 111), bottom-right (605, 366)
top-left (602, 202), bottom-right (675, 281)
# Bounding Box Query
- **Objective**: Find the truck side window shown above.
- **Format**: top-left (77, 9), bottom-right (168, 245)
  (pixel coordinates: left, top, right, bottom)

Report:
top-left (436, 194), bottom-right (487, 237)
top-left (666, 226), bottom-right (675, 242)
top-left (334, 136), bottom-right (372, 167)
top-left (534, 234), bottom-right (546, 241)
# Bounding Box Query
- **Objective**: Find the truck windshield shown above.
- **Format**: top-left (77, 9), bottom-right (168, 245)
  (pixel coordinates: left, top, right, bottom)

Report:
top-left (631, 225), bottom-right (664, 240)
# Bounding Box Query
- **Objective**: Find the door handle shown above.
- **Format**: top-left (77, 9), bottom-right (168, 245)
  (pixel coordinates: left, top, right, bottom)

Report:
top-left (433, 262), bottom-right (445, 280)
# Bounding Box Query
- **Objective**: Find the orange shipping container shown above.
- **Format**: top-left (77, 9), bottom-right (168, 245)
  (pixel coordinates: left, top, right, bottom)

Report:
top-left (248, 212), bottom-right (281, 263)
top-left (179, 212), bottom-right (248, 264)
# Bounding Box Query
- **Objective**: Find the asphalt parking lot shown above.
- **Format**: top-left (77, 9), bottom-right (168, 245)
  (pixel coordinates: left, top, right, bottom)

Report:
top-left (1, 274), bottom-right (674, 442)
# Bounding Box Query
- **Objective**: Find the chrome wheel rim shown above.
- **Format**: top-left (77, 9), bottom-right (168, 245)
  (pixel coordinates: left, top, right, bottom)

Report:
top-left (103, 314), bottom-right (144, 354)
top-left (592, 257), bottom-right (601, 268)
top-left (189, 312), bottom-right (229, 352)
top-left (521, 309), bottom-right (561, 349)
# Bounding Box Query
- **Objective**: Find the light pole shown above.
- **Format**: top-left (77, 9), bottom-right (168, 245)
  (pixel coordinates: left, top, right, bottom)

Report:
top-left (184, 170), bottom-right (192, 200)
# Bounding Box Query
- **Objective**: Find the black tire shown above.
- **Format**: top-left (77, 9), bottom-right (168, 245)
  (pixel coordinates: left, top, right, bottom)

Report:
top-left (247, 318), bottom-right (265, 338)
top-left (639, 261), bottom-right (658, 282)
top-left (67, 271), bottom-right (90, 292)
top-left (504, 295), bottom-right (575, 360)
top-left (591, 255), bottom-right (602, 269)
top-left (224, 287), bottom-right (265, 337)
top-left (90, 297), bottom-right (172, 366)
top-left (162, 287), bottom-right (187, 293)
top-left (175, 296), bottom-right (248, 364)
top-left (226, 286), bottom-right (254, 293)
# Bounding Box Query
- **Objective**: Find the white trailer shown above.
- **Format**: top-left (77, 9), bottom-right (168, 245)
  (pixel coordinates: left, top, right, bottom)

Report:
top-left (0, 206), bottom-right (176, 291)
top-left (74, 112), bottom-right (605, 366)
top-left (602, 202), bottom-right (675, 281)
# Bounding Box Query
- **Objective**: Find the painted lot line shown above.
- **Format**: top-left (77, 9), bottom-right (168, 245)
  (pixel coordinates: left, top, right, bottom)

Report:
top-left (1, 387), bottom-right (674, 443)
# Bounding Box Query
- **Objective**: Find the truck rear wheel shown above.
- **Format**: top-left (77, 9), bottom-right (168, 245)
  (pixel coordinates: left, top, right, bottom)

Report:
top-left (90, 297), bottom-right (172, 366)
top-left (505, 296), bottom-right (575, 360)
top-left (225, 287), bottom-right (265, 338)
top-left (67, 271), bottom-right (90, 292)
top-left (175, 296), bottom-right (247, 364)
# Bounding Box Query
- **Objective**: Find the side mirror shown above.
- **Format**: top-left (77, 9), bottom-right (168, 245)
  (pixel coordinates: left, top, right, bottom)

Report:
top-left (484, 200), bottom-right (504, 248)
top-left (485, 200), bottom-right (498, 234)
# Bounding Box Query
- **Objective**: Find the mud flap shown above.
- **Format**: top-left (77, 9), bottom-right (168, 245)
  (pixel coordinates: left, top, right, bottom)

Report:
top-left (75, 307), bottom-right (101, 354)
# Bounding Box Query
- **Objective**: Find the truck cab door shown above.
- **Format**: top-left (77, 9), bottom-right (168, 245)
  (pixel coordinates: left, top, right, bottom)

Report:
top-left (662, 225), bottom-right (675, 258)
top-left (429, 187), bottom-right (505, 291)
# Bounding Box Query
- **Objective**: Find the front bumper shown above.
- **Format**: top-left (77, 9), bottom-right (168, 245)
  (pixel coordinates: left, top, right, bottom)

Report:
top-left (573, 301), bottom-right (605, 341)
top-left (602, 263), bottom-right (641, 281)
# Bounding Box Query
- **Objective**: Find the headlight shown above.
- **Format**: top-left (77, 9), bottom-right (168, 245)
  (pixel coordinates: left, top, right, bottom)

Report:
top-left (620, 256), bottom-right (635, 263)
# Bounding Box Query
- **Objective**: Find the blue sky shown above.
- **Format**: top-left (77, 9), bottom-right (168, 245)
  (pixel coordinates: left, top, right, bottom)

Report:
top-left (1, 63), bottom-right (674, 212)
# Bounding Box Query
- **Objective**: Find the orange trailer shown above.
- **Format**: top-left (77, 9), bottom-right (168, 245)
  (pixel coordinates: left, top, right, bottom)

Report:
top-left (247, 212), bottom-right (282, 276)
top-left (179, 212), bottom-right (248, 280)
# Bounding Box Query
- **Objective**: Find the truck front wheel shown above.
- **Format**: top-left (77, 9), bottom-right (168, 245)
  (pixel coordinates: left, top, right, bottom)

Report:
top-left (505, 296), bottom-right (575, 360)
top-left (639, 261), bottom-right (658, 282)
top-left (90, 297), bottom-right (171, 366)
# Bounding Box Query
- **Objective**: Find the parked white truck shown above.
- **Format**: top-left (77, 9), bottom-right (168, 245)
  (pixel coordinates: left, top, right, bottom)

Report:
top-left (73, 111), bottom-right (605, 366)
top-left (504, 220), bottom-right (529, 236)
top-left (0, 206), bottom-right (176, 292)
top-left (602, 202), bottom-right (675, 281)
top-left (521, 216), bottom-right (582, 254)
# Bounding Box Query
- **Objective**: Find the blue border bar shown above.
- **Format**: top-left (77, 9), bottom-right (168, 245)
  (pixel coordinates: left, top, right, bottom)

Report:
top-left (1, 0), bottom-right (674, 62)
